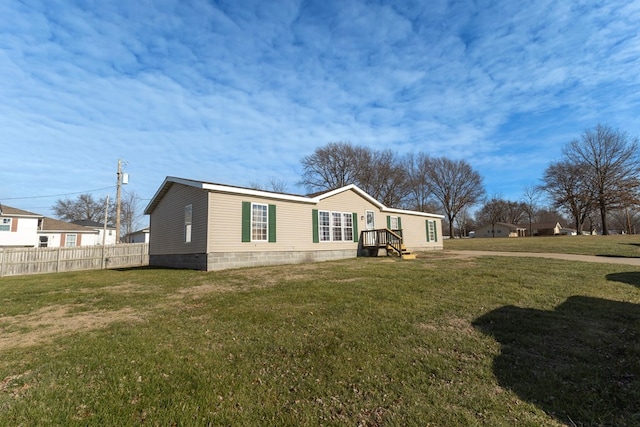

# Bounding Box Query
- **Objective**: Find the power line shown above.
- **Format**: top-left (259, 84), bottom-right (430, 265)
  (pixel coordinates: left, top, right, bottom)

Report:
top-left (2, 186), bottom-right (116, 200)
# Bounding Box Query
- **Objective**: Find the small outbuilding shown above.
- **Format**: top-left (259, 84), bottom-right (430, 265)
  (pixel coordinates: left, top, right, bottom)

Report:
top-left (144, 177), bottom-right (444, 271)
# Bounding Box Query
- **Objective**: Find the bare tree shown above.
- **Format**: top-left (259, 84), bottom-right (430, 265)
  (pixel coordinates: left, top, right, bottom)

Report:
top-left (475, 196), bottom-right (509, 237)
top-left (403, 152), bottom-right (433, 212)
top-left (356, 149), bottom-right (408, 207)
top-left (53, 193), bottom-right (110, 222)
top-left (563, 124), bottom-right (640, 235)
top-left (120, 190), bottom-right (144, 237)
top-left (504, 200), bottom-right (527, 225)
top-left (299, 142), bottom-right (366, 192)
top-left (522, 185), bottom-right (541, 237)
top-left (299, 142), bottom-right (408, 206)
top-left (540, 160), bottom-right (594, 234)
top-left (424, 157), bottom-right (485, 238)
top-left (249, 178), bottom-right (289, 193)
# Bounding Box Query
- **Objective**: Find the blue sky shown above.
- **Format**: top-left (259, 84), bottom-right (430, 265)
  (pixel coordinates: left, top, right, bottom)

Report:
top-left (2, 0), bottom-right (640, 222)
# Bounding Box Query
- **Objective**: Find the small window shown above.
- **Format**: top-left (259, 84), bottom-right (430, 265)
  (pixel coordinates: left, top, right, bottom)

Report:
top-left (185, 204), bottom-right (192, 243)
top-left (252, 203), bottom-right (268, 241)
top-left (39, 236), bottom-right (48, 248)
top-left (319, 211), bottom-right (331, 242)
top-left (389, 216), bottom-right (399, 230)
top-left (65, 234), bottom-right (77, 247)
top-left (0, 218), bottom-right (10, 232)
top-left (343, 213), bottom-right (353, 241)
top-left (426, 220), bottom-right (437, 242)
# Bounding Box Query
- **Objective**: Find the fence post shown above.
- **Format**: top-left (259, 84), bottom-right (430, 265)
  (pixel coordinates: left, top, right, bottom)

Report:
top-left (0, 249), bottom-right (4, 278)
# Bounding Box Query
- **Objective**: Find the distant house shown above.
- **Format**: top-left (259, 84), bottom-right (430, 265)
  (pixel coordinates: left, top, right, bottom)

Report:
top-left (124, 227), bottom-right (150, 244)
top-left (526, 222), bottom-right (562, 236)
top-left (38, 217), bottom-right (100, 247)
top-left (72, 219), bottom-right (117, 245)
top-left (144, 177), bottom-right (444, 271)
top-left (475, 222), bottom-right (526, 238)
top-left (0, 205), bottom-right (43, 247)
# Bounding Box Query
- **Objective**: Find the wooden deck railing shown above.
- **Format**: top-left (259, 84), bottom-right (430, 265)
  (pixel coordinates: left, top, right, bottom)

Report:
top-left (361, 228), bottom-right (403, 256)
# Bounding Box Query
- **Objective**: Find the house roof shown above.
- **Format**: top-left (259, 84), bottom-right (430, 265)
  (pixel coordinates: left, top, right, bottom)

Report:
top-left (71, 219), bottom-right (115, 229)
top-left (39, 217), bottom-right (99, 233)
top-left (481, 222), bottom-right (527, 230)
top-left (144, 176), bottom-right (444, 219)
top-left (526, 222), bottom-right (562, 229)
top-left (0, 205), bottom-right (43, 218)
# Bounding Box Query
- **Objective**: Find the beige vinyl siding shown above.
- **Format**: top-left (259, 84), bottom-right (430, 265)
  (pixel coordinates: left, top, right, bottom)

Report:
top-left (315, 189), bottom-right (376, 245)
top-left (208, 192), bottom-right (314, 252)
top-left (399, 214), bottom-right (443, 250)
top-left (149, 183), bottom-right (208, 255)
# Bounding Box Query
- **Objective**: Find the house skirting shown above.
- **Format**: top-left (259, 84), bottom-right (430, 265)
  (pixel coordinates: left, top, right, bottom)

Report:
top-left (150, 249), bottom-right (357, 271)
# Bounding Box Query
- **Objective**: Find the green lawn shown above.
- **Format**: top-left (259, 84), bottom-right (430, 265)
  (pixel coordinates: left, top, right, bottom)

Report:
top-left (0, 247), bottom-right (639, 426)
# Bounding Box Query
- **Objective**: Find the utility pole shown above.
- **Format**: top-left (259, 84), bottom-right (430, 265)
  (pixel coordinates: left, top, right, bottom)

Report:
top-left (116, 159), bottom-right (122, 244)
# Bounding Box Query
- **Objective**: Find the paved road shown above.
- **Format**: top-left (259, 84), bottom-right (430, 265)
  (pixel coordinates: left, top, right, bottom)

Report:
top-left (446, 250), bottom-right (640, 266)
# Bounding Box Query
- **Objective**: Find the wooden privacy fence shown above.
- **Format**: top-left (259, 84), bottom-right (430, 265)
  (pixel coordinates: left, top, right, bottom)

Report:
top-left (0, 243), bottom-right (149, 277)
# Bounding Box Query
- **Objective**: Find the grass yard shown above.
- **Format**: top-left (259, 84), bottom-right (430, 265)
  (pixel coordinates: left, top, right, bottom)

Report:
top-left (444, 233), bottom-right (640, 258)
top-left (0, 243), bottom-right (639, 426)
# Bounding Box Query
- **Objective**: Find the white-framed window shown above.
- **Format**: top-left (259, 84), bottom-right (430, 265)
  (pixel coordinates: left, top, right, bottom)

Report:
top-left (426, 220), bottom-right (437, 242)
top-left (65, 234), bottom-right (77, 247)
top-left (319, 211), bottom-right (354, 242)
top-left (252, 203), bottom-right (268, 242)
top-left (343, 213), bottom-right (353, 241)
top-left (185, 204), bottom-right (192, 243)
top-left (39, 236), bottom-right (48, 248)
top-left (389, 216), bottom-right (399, 230)
top-left (332, 212), bottom-right (343, 241)
top-left (0, 218), bottom-right (10, 232)
top-left (319, 211), bottom-right (331, 242)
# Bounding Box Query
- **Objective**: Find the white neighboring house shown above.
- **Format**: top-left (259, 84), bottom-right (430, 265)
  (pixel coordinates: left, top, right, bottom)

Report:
top-left (71, 220), bottom-right (118, 245)
top-left (124, 228), bottom-right (150, 243)
top-left (38, 217), bottom-right (100, 247)
top-left (0, 205), bottom-right (43, 248)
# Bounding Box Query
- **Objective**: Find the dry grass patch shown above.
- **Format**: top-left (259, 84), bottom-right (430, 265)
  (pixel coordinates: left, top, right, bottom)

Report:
top-left (0, 305), bottom-right (142, 350)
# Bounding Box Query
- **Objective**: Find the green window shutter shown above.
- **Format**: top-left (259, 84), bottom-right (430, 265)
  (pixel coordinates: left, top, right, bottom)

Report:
top-left (352, 212), bottom-right (359, 242)
top-left (242, 202), bottom-right (251, 242)
top-left (312, 209), bottom-right (319, 243)
top-left (386, 215), bottom-right (391, 229)
top-left (268, 204), bottom-right (276, 242)
top-left (425, 219), bottom-right (430, 242)
top-left (398, 217), bottom-right (402, 230)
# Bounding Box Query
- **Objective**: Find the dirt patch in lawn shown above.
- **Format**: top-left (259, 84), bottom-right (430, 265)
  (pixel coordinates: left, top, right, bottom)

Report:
top-left (0, 305), bottom-right (142, 351)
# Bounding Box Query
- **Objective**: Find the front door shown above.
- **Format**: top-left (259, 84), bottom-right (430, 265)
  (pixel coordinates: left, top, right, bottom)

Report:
top-left (365, 210), bottom-right (375, 230)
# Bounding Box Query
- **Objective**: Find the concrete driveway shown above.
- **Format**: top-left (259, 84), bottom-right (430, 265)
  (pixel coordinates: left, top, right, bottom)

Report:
top-left (446, 250), bottom-right (640, 266)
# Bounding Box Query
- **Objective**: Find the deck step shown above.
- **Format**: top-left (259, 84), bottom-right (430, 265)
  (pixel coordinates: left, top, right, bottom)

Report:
top-left (386, 243), bottom-right (417, 260)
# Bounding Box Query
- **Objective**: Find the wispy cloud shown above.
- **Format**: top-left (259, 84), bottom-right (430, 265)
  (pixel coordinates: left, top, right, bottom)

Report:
top-left (1, 0), bottom-right (639, 217)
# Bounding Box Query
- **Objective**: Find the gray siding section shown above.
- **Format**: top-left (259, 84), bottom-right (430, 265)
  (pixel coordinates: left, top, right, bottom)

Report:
top-left (149, 183), bottom-right (208, 255)
top-left (149, 253), bottom-right (208, 271)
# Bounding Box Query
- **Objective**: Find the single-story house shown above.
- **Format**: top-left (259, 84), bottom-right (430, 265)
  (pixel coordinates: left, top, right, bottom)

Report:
top-left (0, 205), bottom-right (43, 247)
top-left (475, 222), bottom-right (526, 238)
top-left (72, 219), bottom-right (118, 245)
top-left (144, 177), bottom-right (444, 271)
top-left (38, 217), bottom-right (100, 247)
top-left (124, 227), bottom-right (150, 243)
top-left (526, 222), bottom-right (562, 236)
